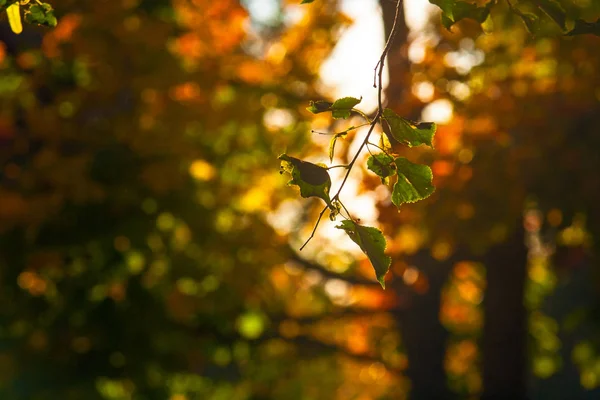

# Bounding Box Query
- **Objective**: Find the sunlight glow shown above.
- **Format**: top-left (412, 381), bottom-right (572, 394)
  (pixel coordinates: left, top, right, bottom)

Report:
top-left (320, 0), bottom-right (386, 112)
top-left (422, 98), bottom-right (453, 124)
top-left (412, 81), bottom-right (435, 102)
top-left (266, 199), bottom-right (304, 235)
top-left (263, 108), bottom-right (295, 130)
top-left (243, 0), bottom-right (279, 24)
top-left (444, 47), bottom-right (485, 75)
top-left (447, 80), bottom-right (471, 101)
top-left (404, 0), bottom-right (439, 31)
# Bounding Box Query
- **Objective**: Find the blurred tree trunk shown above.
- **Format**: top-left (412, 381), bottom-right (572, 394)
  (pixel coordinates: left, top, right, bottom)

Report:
top-left (380, 2), bottom-right (452, 398)
top-left (393, 250), bottom-right (454, 400)
top-left (482, 221), bottom-right (528, 400)
top-left (379, 0), bottom-right (420, 119)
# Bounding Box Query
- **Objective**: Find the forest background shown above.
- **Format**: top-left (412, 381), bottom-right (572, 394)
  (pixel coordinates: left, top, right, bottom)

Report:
top-left (1, 0), bottom-right (600, 399)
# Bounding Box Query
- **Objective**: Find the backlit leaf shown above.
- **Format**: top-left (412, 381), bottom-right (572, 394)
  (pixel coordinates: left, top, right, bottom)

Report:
top-left (306, 97), bottom-right (361, 119)
top-left (429, 0), bottom-right (493, 29)
top-left (330, 96), bottom-right (361, 119)
top-left (328, 132), bottom-right (348, 162)
top-left (279, 154), bottom-right (332, 206)
top-left (383, 108), bottom-right (435, 148)
top-left (392, 157), bottom-right (435, 208)
top-left (367, 153), bottom-right (396, 184)
top-left (336, 220), bottom-right (391, 288)
top-left (379, 132), bottom-right (392, 153)
top-left (306, 100), bottom-right (333, 114)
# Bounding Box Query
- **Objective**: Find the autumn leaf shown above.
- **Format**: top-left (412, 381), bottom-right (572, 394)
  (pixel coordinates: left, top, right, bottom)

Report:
top-left (306, 97), bottom-right (361, 119)
top-left (367, 153), bottom-right (396, 184)
top-left (330, 96), bottom-right (361, 119)
top-left (383, 108), bottom-right (435, 148)
top-left (279, 154), bottom-right (332, 207)
top-left (392, 157), bottom-right (435, 208)
top-left (336, 220), bottom-right (391, 288)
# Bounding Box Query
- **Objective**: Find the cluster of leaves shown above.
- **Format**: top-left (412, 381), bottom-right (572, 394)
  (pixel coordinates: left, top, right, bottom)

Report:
top-left (1, 0), bottom-right (57, 34)
top-left (285, 0), bottom-right (599, 290)
top-left (301, 0), bottom-right (599, 36)
top-left (407, 0), bottom-right (600, 391)
top-left (428, 0), bottom-right (600, 36)
top-left (279, 97), bottom-right (436, 288)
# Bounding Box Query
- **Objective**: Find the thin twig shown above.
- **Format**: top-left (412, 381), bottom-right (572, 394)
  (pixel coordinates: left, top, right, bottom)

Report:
top-left (311, 130), bottom-right (336, 135)
top-left (300, 205), bottom-right (329, 251)
top-left (377, 0), bottom-right (403, 113)
top-left (332, 117), bottom-right (380, 201)
top-left (338, 200), bottom-right (354, 221)
top-left (312, 122), bottom-right (370, 136)
top-left (353, 109), bottom-right (373, 124)
top-left (332, 0), bottom-right (402, 202)
top-left (327, 164), bottom-right (349, 170)
top-left (366, 142), bottom-right (375, 156)
top-left (367, 141), bottom-right (393, 158)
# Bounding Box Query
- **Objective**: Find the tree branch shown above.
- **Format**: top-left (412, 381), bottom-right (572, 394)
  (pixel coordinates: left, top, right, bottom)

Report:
top-left (288, 252), bottom-right (381, 287)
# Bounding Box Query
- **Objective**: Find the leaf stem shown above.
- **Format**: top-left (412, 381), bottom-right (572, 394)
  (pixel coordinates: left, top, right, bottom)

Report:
top-left (332, 114), bottom-right (380, 202)
top-left (352, 109), bottom-right (373, 124)
top-left (367, 141), bottom-right (393, 158)
top-left (338, 201), bottom-right (354, 221)
top-left (312, 122), bottom-right (369, 136)
top-left (326, 164), bottom-right (349, 170)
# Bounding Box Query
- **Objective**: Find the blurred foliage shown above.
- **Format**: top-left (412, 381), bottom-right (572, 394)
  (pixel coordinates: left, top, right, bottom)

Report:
top-left (0, 1), bottom-right (411, 399)
top-left (375, 0), bottom-right (600, 396)
top-left (2, 0), bottom-right (600, 398)
top-left (427, 0), bottom-right (600, 36)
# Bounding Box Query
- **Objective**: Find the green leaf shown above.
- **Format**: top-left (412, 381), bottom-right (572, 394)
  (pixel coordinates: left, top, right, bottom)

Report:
top-left (336, 220), bottom-right (391, 288)
top-left (279, 154), bottom-right (332, 206)
top-left (532, 0), bottom-right (567, 30)
top-left (7, 3), bottom-right (22, 34)
top-left (301, 0), bottom-right (315, 3)
top-left (429, 0), bottom-right (493, 29)
top-left (567, 18), bottom-right (600, 36)
top-left (367, 153), bottom-right (396, 184)
top-left (429, 0), bottom-right (455, 21)
top-left (330, 97), bottom-right (361, 119)
top-left (306, 100), bottom-right (333, 114)
top-left (306, 97), bottom-right (361, 119)
top-left (328, 132), bottom-right (347, 162)
top-left (392, 157), bottom-right (435, 208)
top-left (383, 108), bottom-right (435, 148)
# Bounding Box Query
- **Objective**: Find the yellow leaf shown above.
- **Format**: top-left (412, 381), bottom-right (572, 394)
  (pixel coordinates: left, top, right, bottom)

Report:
top-left (7, 3), bottom-right (23, 35)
